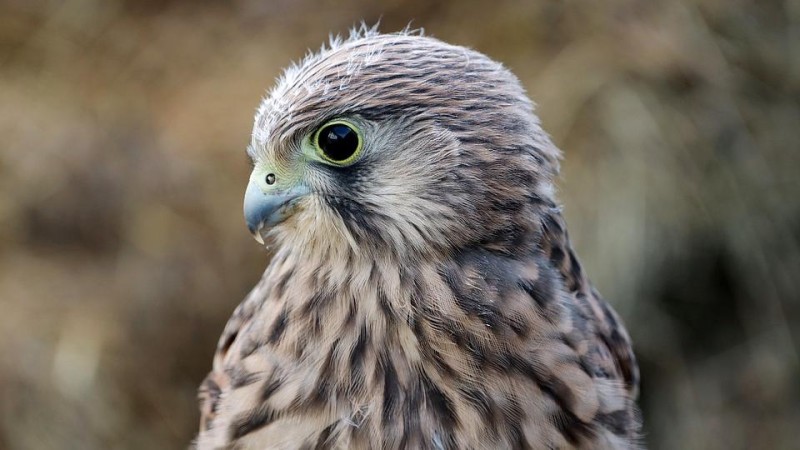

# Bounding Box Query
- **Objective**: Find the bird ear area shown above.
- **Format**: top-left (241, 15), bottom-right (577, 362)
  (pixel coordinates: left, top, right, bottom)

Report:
top-left (309, 118), bottom-right (364, 166)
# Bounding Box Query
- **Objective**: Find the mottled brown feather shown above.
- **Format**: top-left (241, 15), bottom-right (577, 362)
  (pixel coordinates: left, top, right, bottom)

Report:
top-left (196, 26), bottom-right (641, 450)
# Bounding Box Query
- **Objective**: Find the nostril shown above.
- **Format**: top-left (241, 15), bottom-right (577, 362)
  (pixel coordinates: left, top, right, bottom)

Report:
top-left (265, 173), bottom-right (276, 185)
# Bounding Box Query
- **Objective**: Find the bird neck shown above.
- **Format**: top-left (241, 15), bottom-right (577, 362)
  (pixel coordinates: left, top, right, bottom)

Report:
top-left (265, 206), bottom-right (589, 390)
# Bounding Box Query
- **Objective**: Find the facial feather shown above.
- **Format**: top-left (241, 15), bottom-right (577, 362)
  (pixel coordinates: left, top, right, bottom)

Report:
top-left (248, 27), bottom-right (561, 261)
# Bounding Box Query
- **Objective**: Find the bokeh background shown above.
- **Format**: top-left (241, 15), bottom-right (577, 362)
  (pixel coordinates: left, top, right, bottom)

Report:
top-left (1, 0), bottom-right (798, 448)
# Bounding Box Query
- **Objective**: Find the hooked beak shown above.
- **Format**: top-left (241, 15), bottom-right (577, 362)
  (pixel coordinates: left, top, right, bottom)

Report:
top-left (243, 174), bottom-right (309, 244)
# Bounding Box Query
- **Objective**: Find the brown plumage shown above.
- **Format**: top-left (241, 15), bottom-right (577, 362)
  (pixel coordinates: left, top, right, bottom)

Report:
top-left (196, 26), bottom-right (641, 449)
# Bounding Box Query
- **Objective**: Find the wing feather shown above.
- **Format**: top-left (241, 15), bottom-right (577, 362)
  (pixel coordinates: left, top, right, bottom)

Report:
top-left (540, 209), bottom-right (640, 395)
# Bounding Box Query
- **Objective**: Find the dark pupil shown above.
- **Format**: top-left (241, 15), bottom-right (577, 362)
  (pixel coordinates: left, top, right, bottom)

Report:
top-left (318, 124), bottom-right (358, 161)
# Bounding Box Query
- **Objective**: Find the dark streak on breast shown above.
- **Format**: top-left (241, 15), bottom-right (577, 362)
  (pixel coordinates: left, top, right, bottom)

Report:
top-left (267, 307), bottom-right (288, 344)
top-left (230, 404), bottom-right (280, 440)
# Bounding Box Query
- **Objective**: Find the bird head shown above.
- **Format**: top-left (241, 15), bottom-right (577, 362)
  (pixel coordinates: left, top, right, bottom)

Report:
top-left (245, 27), bottom-right (561, 259)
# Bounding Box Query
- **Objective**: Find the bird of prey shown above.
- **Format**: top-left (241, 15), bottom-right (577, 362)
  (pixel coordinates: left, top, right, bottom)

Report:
top-left (197, 27), bottom-right (641, 449)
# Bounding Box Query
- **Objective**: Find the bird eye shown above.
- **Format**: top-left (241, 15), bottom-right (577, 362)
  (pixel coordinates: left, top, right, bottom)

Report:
top-left (313, 120), bottom-right (363, 165)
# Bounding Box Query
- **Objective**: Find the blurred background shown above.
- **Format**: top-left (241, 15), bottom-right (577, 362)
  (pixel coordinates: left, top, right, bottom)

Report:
top-left (1, 0), bottom-right (798, 448)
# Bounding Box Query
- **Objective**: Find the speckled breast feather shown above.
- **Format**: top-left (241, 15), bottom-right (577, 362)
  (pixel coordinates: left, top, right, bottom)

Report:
top-left (196, 25), bottom-right (641, 450)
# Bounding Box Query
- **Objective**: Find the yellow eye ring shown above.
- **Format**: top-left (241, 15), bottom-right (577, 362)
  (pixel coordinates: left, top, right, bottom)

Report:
top-left (312, 119), bottom-right (363, 165)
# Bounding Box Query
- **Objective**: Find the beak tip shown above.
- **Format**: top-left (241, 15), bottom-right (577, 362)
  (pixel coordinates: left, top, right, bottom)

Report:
top-left (252, 231), bottom-right (265, 245)
top-left (245, 217), bottom-right (266, 245)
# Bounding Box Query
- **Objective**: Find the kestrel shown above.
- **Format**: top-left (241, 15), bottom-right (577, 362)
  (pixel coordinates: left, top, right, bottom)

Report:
top-left (197, 27), bottom-right (641, 449)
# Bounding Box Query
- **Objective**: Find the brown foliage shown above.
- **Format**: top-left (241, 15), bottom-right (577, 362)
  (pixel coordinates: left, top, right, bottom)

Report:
top-left (0, 1), bottom-right (797, 448)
